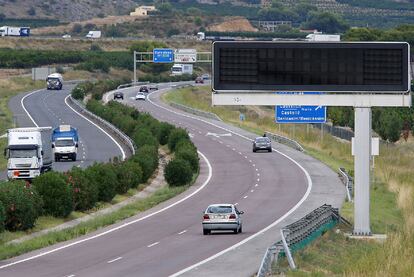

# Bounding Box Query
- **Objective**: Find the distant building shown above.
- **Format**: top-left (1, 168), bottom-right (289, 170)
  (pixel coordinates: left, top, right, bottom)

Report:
top-left (130, 6), bottom-right (157, 16)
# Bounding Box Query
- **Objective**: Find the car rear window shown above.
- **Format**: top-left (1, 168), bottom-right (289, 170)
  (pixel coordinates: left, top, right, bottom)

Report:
top-left (207, 206), bottom-right (233, 214)
top-left (256, 138), bottom-right (269, 143)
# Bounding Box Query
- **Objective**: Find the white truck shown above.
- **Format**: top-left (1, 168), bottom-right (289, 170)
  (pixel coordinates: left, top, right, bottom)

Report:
top-left (5, 127), bottom-right (53, 180)
top-left (46, 73), bottom-right (63, 90)
top-left (52, 125), bottom-right (79, 161)
top-left (171, 64), bottom-right (193, 76)
top-left (86, 30), bottom-right (101, 39)
top-left (306, 33), bottom-right (340, 42)
top-left (0, 26), bottom-right (30, 37)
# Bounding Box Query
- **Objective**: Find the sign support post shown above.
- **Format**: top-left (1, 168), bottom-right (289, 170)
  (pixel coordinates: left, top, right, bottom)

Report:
top-left (133, 51), bottom-right (137, 85)
top-left (353, 107), bottom-right (372, 235)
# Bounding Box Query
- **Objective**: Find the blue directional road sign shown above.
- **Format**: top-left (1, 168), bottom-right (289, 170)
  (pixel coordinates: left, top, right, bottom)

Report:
top-left (276, 105), bottom-right (326, 123)
top-left (153, 49), bottom-right (174, 63)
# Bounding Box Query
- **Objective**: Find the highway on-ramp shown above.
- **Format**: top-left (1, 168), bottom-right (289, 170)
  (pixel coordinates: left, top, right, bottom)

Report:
top-left (0, 83), bottom-right (344, 276)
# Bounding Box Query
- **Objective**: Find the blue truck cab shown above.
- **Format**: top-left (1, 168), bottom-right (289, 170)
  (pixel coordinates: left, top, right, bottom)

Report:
top-left (52, 125), bottom-right (79, 162)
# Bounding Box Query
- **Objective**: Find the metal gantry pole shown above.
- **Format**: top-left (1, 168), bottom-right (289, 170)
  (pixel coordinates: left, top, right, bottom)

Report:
top-left (353, 107), bottom-right (372, 235)
top-left (133, 51), bottom-right (137, 85)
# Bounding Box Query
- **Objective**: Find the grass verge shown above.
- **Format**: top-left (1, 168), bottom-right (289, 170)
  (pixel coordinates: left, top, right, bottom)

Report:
top-left (163, 86), bottom-right (411, 276)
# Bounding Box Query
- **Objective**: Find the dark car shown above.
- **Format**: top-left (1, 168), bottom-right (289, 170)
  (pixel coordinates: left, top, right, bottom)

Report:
top-left (149, 84), bottom-right (158, 91)
top-left (253, 137), bottom-right (272, 152)
top-left (113, 91), bottom-right (124, 100)
top-left (195, 77), bottom-right (204, 84)
top-left (139, 86), bottom-right (149, 93)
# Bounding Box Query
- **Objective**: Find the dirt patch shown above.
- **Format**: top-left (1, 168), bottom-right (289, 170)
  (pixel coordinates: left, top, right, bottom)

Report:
top-left (207, 17), bottom-right (257, 32)
top-left (32, 15), bottom-right (144, 35)
top-left (0, 69), bottom-right (31, 79)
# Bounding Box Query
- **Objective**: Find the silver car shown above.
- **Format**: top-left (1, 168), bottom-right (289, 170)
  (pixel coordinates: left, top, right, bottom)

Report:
top-left (202, 204), bottom-right (243, 235)
top-left (253, 137), bottom-right (272, 152)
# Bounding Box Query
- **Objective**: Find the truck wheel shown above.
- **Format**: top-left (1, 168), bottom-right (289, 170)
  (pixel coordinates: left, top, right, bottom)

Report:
top-left (55, 156), bottom-right (59, 162)
top-left (72, 154), bottom-right (77, 161)
top-left (203, 229), bottom-right (210, 235)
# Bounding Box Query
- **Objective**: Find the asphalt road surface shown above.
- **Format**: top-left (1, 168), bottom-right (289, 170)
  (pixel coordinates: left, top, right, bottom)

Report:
top-left (5, 85), bottom-right (123, 174)
top-left (0, 83), bottom-right (344, 276)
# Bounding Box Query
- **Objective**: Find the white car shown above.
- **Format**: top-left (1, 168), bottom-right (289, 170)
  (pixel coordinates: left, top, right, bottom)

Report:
top-left (62, 34), bottom-right (71, 39)
top-left (135, 92), bottom-right (146, 100)
top-left (202, 204), bottom-right (243, 235)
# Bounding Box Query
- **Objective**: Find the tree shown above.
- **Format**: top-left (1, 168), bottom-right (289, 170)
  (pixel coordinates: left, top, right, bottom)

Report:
top-left (302, 12), bottom-right (349, 33)
top-left (377, 110), bottom-right (403, 143)
top-left (72, 24), bottom-right (82, 34)
top-left (343, 27), bottom-right (381, 41)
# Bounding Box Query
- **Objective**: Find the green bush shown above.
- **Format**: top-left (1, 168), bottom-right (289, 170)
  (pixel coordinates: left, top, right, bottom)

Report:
top-left (0, 201), bottom-right (5, 232)
top-left (168, 128), bottom-right (190, 152)
top-left (130, 145), bottom-right (158, 182)
top-left (175, 147), bottom-right (199, 173)
top-left (68, 167), bottom-right (99, 211)
top-left (115, 161), bottom-right (143, 193)
top-left (32, 172), bottom-right (73, 218)
top-left (159, 122), bottom-right (174, 145)
top-left (84, 163), bottom-right (118, 202)
top-left (164, 158), bottom-right (193, 186)
top-left (0, 181), bottom-right (43, 231)
top-left (132, 128), bottom-right (159, 149)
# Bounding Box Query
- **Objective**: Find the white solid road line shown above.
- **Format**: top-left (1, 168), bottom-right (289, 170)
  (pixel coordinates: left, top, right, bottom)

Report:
top-left (0, 151), bottom-right (213, 270)
top-left (147, 242), bottom-right (160, 248)
top-left (144, 88), bottom-right (313, 277)
top-left (178, 230), bottom-right (187, 235)
top-left (243, 196), bottom-right (248, 199)
top-left (64, 95), bottom-right (126, 161)
top-left (21, 89), bottom-right (44, 127)
top-left (107, 257), bottom-right (123, 264)
top-left (66, 274), bottom-right (76, 277)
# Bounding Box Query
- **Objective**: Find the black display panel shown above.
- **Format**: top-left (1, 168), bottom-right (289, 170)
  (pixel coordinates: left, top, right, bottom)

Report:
top-left (213, 42), bottom-right (410, 93)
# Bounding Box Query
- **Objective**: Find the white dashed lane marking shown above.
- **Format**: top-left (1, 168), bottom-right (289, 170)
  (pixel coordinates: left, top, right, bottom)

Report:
top-left (178, 230), bottom-right (187, 235)
top-left (147, 242), bottom-right (160, 248)
top-left (107, 257), bottom-right (122, 264)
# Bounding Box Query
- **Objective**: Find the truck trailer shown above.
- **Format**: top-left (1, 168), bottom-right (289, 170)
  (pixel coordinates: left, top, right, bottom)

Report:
top-left (52, 125), bottom-right (79, 161)
top-left (0, 26), bottom-right (30, 37)
top-left (86, 30), bottom-right (101, 39)
top-left (5, 127), bottom-right (52, 180)
top-left (171, 64), bottom-right (193, 76)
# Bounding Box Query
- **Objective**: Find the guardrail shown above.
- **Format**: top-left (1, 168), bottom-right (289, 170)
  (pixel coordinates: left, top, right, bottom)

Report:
top-left (116, 81), bottom-right (150, 89)
top-left (67, 96), bottom-right (136, 158)
top-left (257, 204), bottom-right (341, 276)
top-left (265, 131), bottom-right (305, 152)
top-left (338, 167), bottom-right (353, 202)
top-left (170, 102), bottom-right (222, 122)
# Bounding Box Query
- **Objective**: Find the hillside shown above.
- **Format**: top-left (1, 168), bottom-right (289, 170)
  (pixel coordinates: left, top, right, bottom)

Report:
top-left (0, 0), bottom-right (136, 21)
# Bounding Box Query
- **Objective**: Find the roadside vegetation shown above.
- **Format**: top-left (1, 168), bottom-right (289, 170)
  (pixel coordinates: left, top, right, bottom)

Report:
top-left (163, 85), bottom-right (413, 276)
top-left (0, 80), bottom-right (199, 260)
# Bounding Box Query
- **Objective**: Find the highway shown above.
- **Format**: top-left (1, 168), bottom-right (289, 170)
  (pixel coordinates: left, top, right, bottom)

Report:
top-left (6, 84), bottom-right (124, 173)
top-left (0, 83), bottom-right (345, 276)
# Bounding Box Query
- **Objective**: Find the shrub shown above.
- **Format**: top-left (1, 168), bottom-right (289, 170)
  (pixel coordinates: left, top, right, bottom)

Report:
top-left (164, 158), bottom-right (193, 186)
top-left (168, 128), bottom-right (190, 152)
top-left (0, 181), bottom-right (43, 231)
top-left (115, 161), bottom-right (143, 193)
top-left (0, 201), bottom-right (5, 232)
top-left (159, 122), bottom-right (174, 145)
top-left (132, 128), bottom-right (158, 149)
top-left (175, 148), bottom-right (199, 173)
top-left (68, 167), bottom-right (99, 211)
top-left (84, 163), bottom-right (118, 202)
top-left (130, 145), bottom-right (158, 182)
top-left (32, 171), bottom-right (73, 218)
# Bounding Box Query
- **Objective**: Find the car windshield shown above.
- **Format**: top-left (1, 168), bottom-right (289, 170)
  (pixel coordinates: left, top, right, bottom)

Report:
top-left (256, 138), bottom-right (269, 143)
top-left (137, 93), bottom-right (144, 96)
top-left (207, 206), bottom-right (233, 214)
top-left (9, 149), bottom-right (38, 158)
top-left (55, 139), bottom-right (75, 147)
